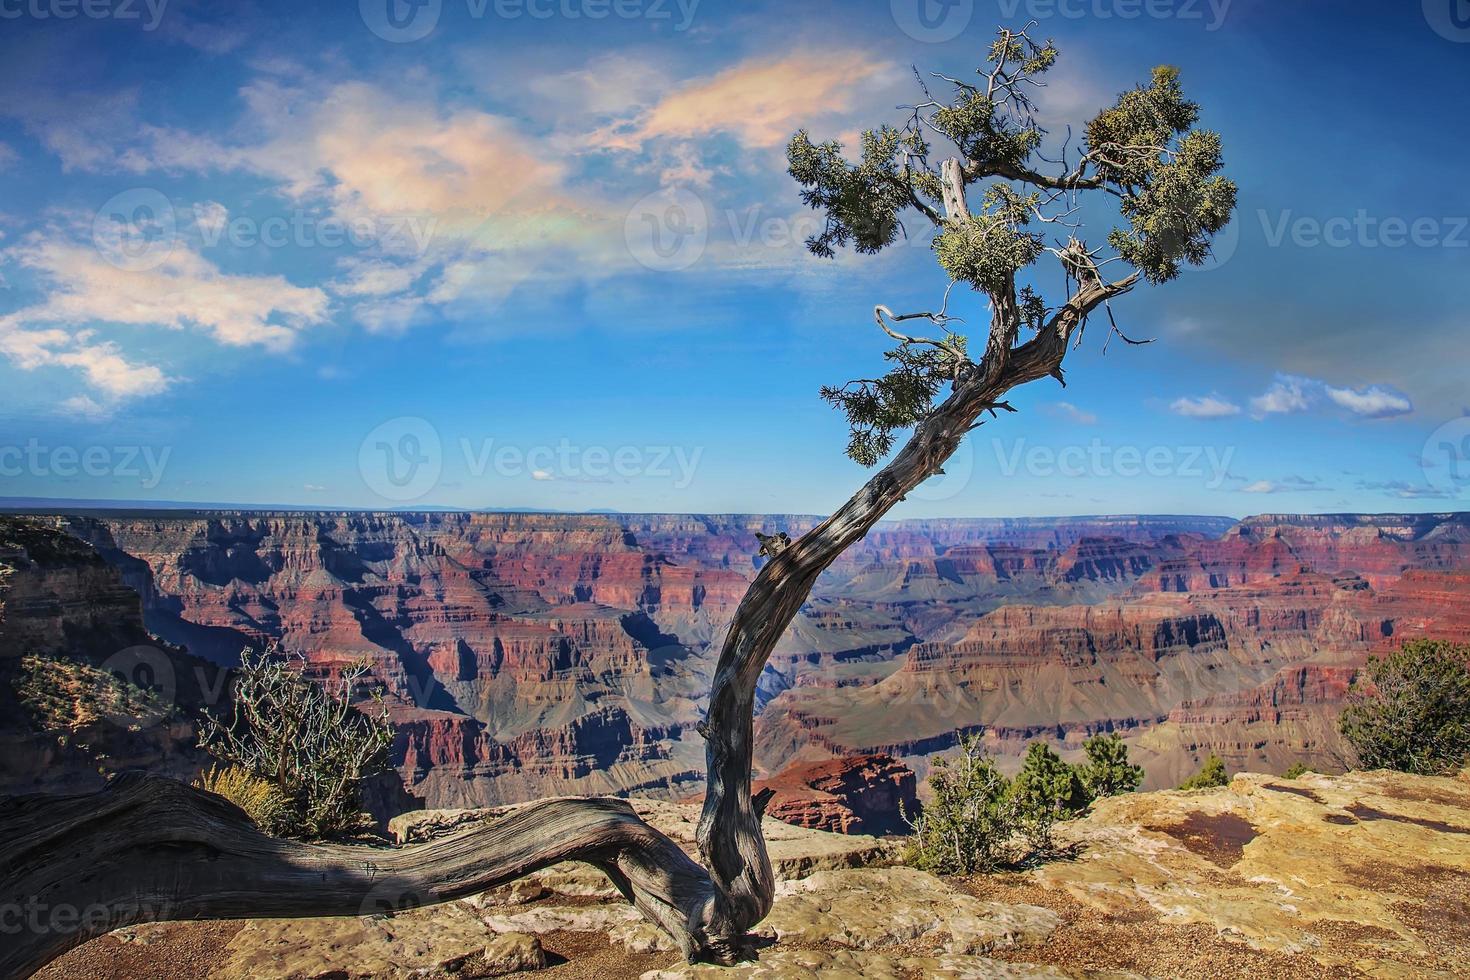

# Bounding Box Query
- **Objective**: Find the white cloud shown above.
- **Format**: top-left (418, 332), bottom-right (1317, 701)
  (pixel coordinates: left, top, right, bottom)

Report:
top-left (1047, 401), bottom-right (1098, 425)
top-left (304, 484), bottom-right (327, 492)
top-left (2, 234), bottom-right (329, 352)
top-left (1250, 375), bottom-right (1313, 419)
top-left (1241, 480), bottom-right (1280, 493)
top-left (1244, 375), bottom-right (1414, 421)
top-left (1170, 395), bottom-right (1242, 419)
top-left (59, 394), bottom-right (109, 420)
top-left (54, 343), bottom-right (171, 397)
top-left (531, 469), bottom-right (554, 481)
top-left (0, 326), bottom-right (171, 404)
top-left (1324, 384), bottom-right (1413, 419)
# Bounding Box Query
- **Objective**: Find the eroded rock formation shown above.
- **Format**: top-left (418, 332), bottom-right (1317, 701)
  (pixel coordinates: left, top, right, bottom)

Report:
top-left (21, 510), bottom-right (1470, 804)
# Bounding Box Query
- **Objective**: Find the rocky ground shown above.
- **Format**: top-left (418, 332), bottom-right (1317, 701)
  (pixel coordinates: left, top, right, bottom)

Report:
top-left (38, 770), bottom-right (1470, 980)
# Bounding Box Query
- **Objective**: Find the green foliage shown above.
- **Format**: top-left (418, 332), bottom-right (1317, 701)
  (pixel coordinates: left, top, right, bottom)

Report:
top-left (902, 735), bottom-right (1014, 875)
top-left (905, 734), bottom-right (1146, 873)
top-left (1338, 640), bottom-right (1470, 776)
top-left (1079, 732), bottom-right (1144, 799)
top-left (1010, 742), bottom-right (1090, 853)
top-left (1283, 762), bottom-right (1311, 780)
top-left (934, 186), bottom-right (1044, 294)
top-left (1179, 753), bottom-right (1230, 790)
top-left (199, 649), bottom-right (394, 839)
top-left (787, 125), bottom-right (915, 259)
top-left (819, 337), bottom-right (966, 466)
top-left (785, 26), bottom-right (1235, 465)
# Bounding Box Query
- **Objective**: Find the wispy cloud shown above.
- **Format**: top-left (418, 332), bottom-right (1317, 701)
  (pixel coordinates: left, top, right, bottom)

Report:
top-left (1249, 375), bottom-right (1313, 418)
top-left (594, 50), bottom-right (897, 152)
top-left (1324, 383), bottom-right (1413, 419)
top-left (3, 232), bottom-right (329, 352)
top-left (1247, 373), bottom-right (1414, 421)
top-left (1047, 401), bottom-right (1098, 425)
top-left (1356, 479), bottom-right (1453, 500)
top-left (1241, 475), bottom-right (1330, 494)
top-left (1170, 394), bottom-right (1242, 419)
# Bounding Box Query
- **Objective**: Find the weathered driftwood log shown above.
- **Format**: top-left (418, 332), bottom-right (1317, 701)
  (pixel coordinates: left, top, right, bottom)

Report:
top-left (0, 774), bottom-right (715, 979)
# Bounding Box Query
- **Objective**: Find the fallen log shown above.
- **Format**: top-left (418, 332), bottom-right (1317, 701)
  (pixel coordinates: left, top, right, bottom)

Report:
top-left (0, 774), bottom-right (717, 979)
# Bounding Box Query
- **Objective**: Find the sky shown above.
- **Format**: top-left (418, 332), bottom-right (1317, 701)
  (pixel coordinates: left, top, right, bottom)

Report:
top-left (0, 0), bottom-right (1467, 518)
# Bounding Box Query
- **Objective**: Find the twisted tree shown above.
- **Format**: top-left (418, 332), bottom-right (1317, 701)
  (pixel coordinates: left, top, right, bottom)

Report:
top-left (0, 25), bottom-right (1234, 976)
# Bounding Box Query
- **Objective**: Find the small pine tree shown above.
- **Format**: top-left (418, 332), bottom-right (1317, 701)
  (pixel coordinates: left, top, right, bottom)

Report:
top-left (1179, 753), bottom-right (1229, 790)
top-left (1283, 762), bottom-right (1311, 780)
top-left (1009, 742), bottom-right (1089, 854)
top-left (1338, 640), bottom-right (1470, 776)
top-left (1079, 732), bottom-right (1144, 799)
top-left (902, 735), bottom-right (1014, 875)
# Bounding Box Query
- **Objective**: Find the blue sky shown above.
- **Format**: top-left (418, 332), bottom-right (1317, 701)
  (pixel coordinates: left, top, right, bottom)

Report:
top-left (0, 0), bottom-right (1467, 517)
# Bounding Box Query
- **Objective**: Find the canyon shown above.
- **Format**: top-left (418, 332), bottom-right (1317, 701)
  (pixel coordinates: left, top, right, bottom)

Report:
top-left (4, 510), bottom-right (1468, 811)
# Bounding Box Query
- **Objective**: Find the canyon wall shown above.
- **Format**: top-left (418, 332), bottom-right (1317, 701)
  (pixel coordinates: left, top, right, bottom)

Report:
top-left (18, 510), bottom-right (1469, 807)
top-left (0, 517), bottom-right (222, 795)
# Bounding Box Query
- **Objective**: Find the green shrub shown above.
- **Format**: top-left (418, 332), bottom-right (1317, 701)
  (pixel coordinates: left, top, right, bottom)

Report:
top-left (905, 734), bottom-right (1147, 872)
top-left (1338, 640), bottom-right (1470, 776)
top-left (1178, 753), bottom-right (1229, 790)
top-left (1009, 742), bottom-right (1089, 853)
top-left (902, 735), bottom-right (1013, 875)
top-left (199, 649), bottom-right (394, 838)
top-left (1079, 732), bottom-right (1144, 799)
top-left (1283, 762), bottom-right (1311, 780)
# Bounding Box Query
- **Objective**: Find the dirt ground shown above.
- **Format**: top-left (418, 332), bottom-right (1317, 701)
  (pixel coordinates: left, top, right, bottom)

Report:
top-left (40, 870), bottom-right (1449, 980)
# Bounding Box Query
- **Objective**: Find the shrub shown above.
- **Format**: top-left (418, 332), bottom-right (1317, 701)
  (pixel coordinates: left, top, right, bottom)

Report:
top-left (17, 654), bottom-right (173, 736)
top-left (1079, 732), bottom-right (1144, 799)
top-left (1009, 742), bottom-right (1089, 854)
top-left (199, 649), bottom-right (394, 838)
top-left (902, 735), bottom-right (1014, 875)
top-left (904, 735), bottom-right (1142, 872)
top-left (1339, 640), bottom-right (1470, 776)
top-left (1179, 753), bottom-right (1229, 790)
top-left (1283, 762), bottom-right (1311, 780)
top-left (195, 764), bottom-right (289, 833)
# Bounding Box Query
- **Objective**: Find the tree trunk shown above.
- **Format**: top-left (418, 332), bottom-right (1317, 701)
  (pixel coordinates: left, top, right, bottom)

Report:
top-left (0, 308), bottom-right (1117, 976)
